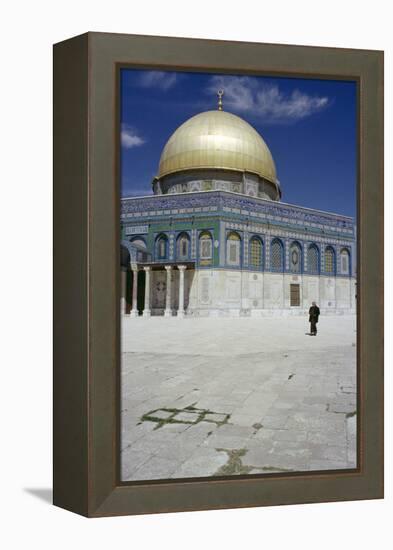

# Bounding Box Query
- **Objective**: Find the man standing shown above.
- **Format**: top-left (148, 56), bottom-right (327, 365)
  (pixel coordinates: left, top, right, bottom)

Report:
top-left (309, 301), bottom-right (320, 336)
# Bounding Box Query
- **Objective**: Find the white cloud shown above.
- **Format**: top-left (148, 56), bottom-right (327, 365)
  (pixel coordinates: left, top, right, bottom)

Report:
top-left (121, 125), bottom-right (145, 149)
top-left (122, 187), bottom-right (152, 197)
top-left (139, 71), bottom-right (177, 91)
top-left (207, 76), bottom-right (329, 123)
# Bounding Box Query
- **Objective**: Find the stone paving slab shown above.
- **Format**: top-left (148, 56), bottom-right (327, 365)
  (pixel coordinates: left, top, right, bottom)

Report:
top-left (121, 315), bottom-right (357, 481)
top-left (172, 411), bottom-right (200, 423)
top-left (204, 412), bottom-right (228, 423)
top-left (171, 449), bottom-right (228, 478)
top-left (308, 460), bottom-right (350, 471)
top-left (121, 449), bottom-right (152, 480)
top-left (131, 456), bottom-right (183, 480)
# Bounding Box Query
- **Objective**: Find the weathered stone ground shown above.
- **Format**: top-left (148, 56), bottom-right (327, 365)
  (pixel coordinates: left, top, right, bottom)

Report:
top-left (121, 315), bottom-right (357, 481)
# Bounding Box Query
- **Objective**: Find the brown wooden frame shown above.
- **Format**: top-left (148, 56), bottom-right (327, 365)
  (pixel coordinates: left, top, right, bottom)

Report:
top-left (53, 32), bottom-right (384, 517)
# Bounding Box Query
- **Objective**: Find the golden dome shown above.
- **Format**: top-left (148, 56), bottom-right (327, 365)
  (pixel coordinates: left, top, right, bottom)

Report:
top-left (157, 110), bottom-right (277, 183)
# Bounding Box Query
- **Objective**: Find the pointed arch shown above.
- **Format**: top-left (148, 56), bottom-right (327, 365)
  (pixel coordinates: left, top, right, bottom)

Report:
top-left (271, 238), bottom-right (284, 272)
top-left (340, 247), bottom-right (351, 275)
top-left (176, 232), bottom-right (190, 260)
top-left (130, 236), bottom-right (146, 249)
top-left (324, 245), bottom-right (336, 275)
top-left (289, 240), bottom-right (302, 273)
top-left (226, 231), bottom-right (241, 266)
top-left (249, 236), bottom-right (264, 269)
top-left (155, 233), bottom-right (169, 260)
top-left (199, 230), bottom-right (213, 265)
top-left (307, 243), bottom-right (320, 274)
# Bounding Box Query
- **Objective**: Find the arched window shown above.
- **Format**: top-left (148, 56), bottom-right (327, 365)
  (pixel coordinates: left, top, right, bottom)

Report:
top-left (340, 248), bottom-right (350, 275)
top-left (176, 232), bottom-right (190, 260)
top-left (249, 237), bottom-right (263, 269)
top-left (271, 238), bottom-right (284, 271)
top-left (307, 244), bottom-right (320, 274)
top-left (325, 246), bottom-right (335, 275)
top-left (289, 241), bottom-right (302, 273)
top-left (226, 232), bottom-right (241, 266)
top-left (199, 231), bottom-right (213, 265)
top-left (156, 234), bottom-right (168, 260)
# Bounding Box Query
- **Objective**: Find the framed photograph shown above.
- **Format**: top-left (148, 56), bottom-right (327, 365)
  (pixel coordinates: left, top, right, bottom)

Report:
top-left (53, 32), bottom-right (383, 517)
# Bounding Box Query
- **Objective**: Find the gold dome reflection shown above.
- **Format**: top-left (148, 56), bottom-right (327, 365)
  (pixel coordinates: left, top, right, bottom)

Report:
top-left (158, 110), bottom-right (277, 184)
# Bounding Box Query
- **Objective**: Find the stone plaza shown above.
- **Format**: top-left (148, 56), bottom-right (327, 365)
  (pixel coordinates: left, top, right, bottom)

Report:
top-left (121, 314), bottom-right (357, 481)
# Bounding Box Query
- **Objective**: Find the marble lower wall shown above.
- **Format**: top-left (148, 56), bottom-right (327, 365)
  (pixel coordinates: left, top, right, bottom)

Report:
top-left (148, 269), bottom-right (356, 317)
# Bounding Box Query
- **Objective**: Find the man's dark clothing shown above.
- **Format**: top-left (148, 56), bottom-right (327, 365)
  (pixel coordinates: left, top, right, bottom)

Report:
top-left (309, 305), bottom-right (320, 335)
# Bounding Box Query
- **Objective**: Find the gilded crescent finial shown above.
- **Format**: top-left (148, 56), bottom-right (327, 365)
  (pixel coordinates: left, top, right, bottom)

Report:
top-left (217, 89), bottom-right (224, 111)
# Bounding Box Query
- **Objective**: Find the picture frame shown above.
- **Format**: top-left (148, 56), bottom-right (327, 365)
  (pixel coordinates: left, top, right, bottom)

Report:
top-left (53, 32), bottom-right (383, 517)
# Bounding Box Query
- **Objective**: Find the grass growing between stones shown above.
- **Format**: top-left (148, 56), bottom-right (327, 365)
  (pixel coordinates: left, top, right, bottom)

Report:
top-left (140, 404), bottom-right (230, 430)
top-left (214, 448), bottom-right (295, 476)
top-left (214, 449), bottom-right (253, 476)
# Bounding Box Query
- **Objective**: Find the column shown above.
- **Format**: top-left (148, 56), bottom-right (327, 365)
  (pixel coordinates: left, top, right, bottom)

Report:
top-left (177, 265), bottom-right (186, 318)
top-left (120, 270), bottom-right (127, 315)
top-left (143, 266), bottom-right (151, 317)
top-left (164, 265), bottom-right (173, 317)
top-left (130, 267), bottom-right (139, 317)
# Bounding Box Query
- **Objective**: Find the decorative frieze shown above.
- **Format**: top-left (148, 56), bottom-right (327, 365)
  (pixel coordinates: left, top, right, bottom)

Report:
top-left (121, 190), bottom-right (354, 235)
top-left (120, 190), bottom-right (355, 279)
top-left (125, 225), bottom-right (149, 235)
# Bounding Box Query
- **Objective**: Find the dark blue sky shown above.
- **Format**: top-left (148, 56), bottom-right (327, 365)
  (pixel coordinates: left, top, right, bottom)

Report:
top-left (120, 69), bottom-right (357, 218)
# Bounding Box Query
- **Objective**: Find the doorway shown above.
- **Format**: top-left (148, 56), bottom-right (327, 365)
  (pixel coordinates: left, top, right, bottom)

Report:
top-left (136, 270), bottom-right (146, 314)
top-left (290, 283), bottom-right (300, 307)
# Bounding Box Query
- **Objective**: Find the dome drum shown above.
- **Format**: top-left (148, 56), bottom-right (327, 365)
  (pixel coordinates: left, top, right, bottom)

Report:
top-left (152, 168), bottom-right (280, 200)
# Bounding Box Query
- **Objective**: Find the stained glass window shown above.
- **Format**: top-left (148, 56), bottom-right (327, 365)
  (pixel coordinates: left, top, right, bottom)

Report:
top-left (250, 237), bottom-right (262, 268)
top-left (271, 239), bottom-right (283, 271)
top-left (199, 231), bottom-right (213, 263)
top-left (290, 242), bottom-right (301, 272)
top-left (177, 233), bottom-right (190, 260)
top-left (325, 246), bottom-right (335, 274)
top-left (340, 249), bottom-right (350, 274)
top-left (156, 235), bottom-right (168, 260)
top-left (227, 232), bottom-right (241, 266)
top-left (307, 244), bottom-right (319, 274)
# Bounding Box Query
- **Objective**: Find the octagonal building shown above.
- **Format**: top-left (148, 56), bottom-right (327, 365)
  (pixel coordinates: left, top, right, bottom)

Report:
top-left (120, 96), bottom-right (356, 317)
